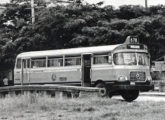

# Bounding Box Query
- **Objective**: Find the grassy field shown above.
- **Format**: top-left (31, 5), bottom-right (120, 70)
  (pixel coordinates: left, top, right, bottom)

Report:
top-left (0, 93), bottom-right (165, 120)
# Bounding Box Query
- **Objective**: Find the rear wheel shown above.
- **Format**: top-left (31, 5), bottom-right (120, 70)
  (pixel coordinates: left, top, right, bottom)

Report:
top-left (121, 90), bottom-right (139, 102)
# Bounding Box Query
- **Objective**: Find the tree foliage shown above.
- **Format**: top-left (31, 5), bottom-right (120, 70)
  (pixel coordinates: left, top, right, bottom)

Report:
top-left (0, 3), bottom-right (165, 71)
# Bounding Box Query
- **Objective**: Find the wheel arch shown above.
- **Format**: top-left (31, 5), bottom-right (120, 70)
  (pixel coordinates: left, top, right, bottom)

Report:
top-left (94, 79), bottom-right (105, 87)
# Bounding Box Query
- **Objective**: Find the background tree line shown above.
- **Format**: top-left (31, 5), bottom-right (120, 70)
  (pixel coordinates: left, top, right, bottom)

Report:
top-left (0, 2), bottom-right (165, 72)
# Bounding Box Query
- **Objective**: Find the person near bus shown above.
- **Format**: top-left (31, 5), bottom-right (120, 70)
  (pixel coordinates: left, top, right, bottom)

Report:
top-left (3, 76), bottom-right (8, 86)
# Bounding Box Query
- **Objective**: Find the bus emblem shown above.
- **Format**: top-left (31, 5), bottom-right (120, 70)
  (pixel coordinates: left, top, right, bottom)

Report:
top-left (136, 73), bottom-right (140, 79)
top-left (51, 73), bottom-right (56, 81)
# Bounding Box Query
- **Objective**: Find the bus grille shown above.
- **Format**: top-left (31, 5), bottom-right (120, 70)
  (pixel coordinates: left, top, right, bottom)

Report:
top-left (130, 72), bottom-right (145, 81)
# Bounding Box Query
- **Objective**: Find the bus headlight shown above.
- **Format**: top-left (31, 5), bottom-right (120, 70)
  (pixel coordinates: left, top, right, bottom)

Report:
top-left (118, 76), bottom-right (128, 81)
top-left (146, 76), bottom-right (152, 81)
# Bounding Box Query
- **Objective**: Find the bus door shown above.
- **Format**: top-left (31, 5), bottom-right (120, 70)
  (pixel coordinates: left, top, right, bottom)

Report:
top-left (81, 54), bottom-right (92, 87)
top-left (21, 58), bottom-right (30, 85)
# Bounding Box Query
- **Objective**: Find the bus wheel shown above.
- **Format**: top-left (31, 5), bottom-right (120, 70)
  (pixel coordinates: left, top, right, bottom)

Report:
top-left (95, 83), bottom-right (108, 97)
top-left (121, 90), bottom-right (139, 102)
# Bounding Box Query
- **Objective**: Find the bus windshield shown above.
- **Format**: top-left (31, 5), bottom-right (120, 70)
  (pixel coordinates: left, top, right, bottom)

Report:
top-left (113, 53), bottom-right (149, 65)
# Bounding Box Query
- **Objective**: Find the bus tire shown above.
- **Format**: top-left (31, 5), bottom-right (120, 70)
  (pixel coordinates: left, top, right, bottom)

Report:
top-left (121, 90), bottom-right (139, 102)
top-left (95, 82), bottom-right (109, 97)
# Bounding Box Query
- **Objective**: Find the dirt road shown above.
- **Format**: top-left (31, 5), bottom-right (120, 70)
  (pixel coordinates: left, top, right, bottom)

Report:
top-left (112, 92), bottom-right (165, 102)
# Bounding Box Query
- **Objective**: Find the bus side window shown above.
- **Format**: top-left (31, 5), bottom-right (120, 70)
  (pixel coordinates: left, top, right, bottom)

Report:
top-left (65, 57), bottom-right (81, 66)
top-left (93, 54), bottom-right (108, 64)
top-left (16, 58), bottom-right (21, 69)
top-left (48, 57), bottom-right (63, 67)
top-left (31, 58), bottom-right (46, 68)
top-left (23, 59), bottom-right (30, 68)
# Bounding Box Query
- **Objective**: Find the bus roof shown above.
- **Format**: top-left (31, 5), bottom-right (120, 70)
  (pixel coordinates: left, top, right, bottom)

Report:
top-left (17, 44), bottom-right (121, 58)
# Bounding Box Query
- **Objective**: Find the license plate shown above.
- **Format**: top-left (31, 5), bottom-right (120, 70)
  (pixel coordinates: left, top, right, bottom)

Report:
top-left (130, 82), bottom-right (135, 85)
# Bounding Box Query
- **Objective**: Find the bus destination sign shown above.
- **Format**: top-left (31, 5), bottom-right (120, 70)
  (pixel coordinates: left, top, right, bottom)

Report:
top-left (127, 45), bottom-right (143, 49)
top-left (129, 45), bottom-right (140, 49)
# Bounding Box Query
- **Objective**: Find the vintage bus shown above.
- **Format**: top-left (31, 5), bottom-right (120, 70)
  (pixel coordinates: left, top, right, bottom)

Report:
top-left (14, 36), bottom-right (154, 101)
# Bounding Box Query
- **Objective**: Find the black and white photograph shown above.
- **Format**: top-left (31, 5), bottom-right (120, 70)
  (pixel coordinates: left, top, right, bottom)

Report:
top-left (0, 0), bottom-right (165, 119)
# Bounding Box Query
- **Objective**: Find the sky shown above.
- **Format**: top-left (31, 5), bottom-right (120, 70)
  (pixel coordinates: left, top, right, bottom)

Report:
top-left (86, 0), bottom-right (165, 8)
top-left (1, 0), bottom-right (165, 8)
top-left (0, 0), bottom-right (10, 4)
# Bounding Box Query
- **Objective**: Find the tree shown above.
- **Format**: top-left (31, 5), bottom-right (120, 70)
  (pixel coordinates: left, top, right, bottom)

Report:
top-left (0, 4), bottom-right (165, 73)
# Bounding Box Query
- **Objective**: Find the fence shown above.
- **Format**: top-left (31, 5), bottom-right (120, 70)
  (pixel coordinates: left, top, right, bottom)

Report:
top-left (0, 85), bottom-right (106, 97)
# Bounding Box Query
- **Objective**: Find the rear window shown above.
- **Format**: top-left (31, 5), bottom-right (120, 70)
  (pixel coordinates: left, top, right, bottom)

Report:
top-left (16, 58), bottom-right (21, 69)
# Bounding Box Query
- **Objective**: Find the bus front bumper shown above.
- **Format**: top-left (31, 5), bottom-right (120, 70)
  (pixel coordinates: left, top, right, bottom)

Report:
top-left (110, 84), bottom-right (154, 92)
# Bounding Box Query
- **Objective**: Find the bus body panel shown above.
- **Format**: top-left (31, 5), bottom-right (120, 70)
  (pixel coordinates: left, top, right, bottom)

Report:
top-left (14, 64), bottom-right (152, 84)
top-left (14, 70), bottom-right (21, 84)
top-left (113, 66), bottom-right (150, 80)
top-left (91, 65), bottom-right (150, 83)
top-left (15, 67), bottom-right (81, 84)
top-left (14, 65), bottom-right (151, 85)
top-left (91, 65), bottom-right (116, 81)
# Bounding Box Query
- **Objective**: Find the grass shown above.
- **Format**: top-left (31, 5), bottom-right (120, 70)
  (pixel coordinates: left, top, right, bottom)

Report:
top-left (0, 93), bottom-right (164, 120)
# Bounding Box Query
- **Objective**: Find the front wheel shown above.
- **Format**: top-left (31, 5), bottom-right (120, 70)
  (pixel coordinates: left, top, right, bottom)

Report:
top-left (121, 90), bottom-right (139, 102)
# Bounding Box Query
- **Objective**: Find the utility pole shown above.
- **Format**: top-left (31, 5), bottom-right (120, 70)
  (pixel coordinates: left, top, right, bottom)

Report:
top-left (30, 0), bottom-right (75, 24)
top-left (145, 0), bottom-right (148, 9)
top-left (31, 0), bottom-right (35, 25)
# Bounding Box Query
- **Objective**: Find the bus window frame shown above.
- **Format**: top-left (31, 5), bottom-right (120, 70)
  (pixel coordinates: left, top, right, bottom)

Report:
top-left (64, 55), bottom-right (81, 67)
top-left (23, 59), bottom-right (31, 69)
top-left (137, 53), bottom-right (150, 66)
top-left (93, 53), bottom-right (110, 65)
top-left (15, 58), bottom-right (21, 69)
top-left (31, 57), bottom-right (47, 68)
top-left (47, 56), bottom-right (63, 68)
top-left (113, 52), bottom-right (150, 66)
